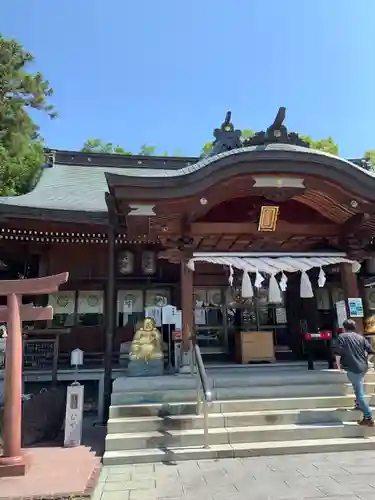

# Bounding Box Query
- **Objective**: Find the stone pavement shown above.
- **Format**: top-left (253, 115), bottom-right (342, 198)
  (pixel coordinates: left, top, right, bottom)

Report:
top-left (93, 450), bottom-right (375, 500)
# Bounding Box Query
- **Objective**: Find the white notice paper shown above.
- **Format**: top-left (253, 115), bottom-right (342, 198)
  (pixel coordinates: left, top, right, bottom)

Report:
top-left (174, 310), bottom-right (182, 330)
top-left (123, 299), bottom-right (133, 314)
top-left (275, 307), bottom-right (287, 324)
top-left (162, 305), bottom-right (177, 325)
top-left (194, 308), bottom-right (206, 325)
top-left (64, 383), bottom-right (84, 447)
top-left (145, 307), bottom-right (162, 327)
top-left (348, 298), bottom-right (364, 318)
top-left (335, 300), bottom-right (348, 328)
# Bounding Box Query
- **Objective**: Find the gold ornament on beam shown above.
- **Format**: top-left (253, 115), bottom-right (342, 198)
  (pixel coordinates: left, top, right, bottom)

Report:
top-left (258, 206), bottom-right (279, 232)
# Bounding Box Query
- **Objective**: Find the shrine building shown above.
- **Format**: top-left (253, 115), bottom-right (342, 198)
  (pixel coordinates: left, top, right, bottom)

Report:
top-left (1, 107), bottom-right (375, 416)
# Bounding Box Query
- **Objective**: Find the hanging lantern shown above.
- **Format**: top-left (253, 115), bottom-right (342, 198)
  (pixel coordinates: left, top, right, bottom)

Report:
top-left (118, 250), bottom-right (135, 275)
top-left (141, 250), bottom-right (156, 275)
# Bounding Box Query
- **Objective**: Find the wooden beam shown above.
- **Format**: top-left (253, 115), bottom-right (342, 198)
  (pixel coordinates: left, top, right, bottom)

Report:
top-left (191, 222), bottom-right (338, 237)
top-left (216, 235), bottom-right (236, 251)
top-left (0, 305), bottom-right (53, 323)
top-left (341, 213), bottom-right (371, 235)
top-left (0, 273), bottom-right (68, 296)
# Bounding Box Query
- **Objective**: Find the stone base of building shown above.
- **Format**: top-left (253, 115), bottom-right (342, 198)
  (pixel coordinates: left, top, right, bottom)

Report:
top-left (127, 359), bottom-right (164, 377)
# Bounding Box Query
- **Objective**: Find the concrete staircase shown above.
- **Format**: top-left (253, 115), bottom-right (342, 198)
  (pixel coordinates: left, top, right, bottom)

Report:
top-left (103, 365), bottom-right (375, 465)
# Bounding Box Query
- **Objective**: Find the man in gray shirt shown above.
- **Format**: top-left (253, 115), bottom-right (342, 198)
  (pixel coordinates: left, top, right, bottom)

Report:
top-left (335, 319), bottom-right (374, 426)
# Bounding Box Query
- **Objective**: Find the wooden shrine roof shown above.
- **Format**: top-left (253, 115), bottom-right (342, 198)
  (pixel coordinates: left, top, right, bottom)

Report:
top-left (0, 107), bottom-right (375, 232)
top-left (0, 143), bottom-right (374, 225)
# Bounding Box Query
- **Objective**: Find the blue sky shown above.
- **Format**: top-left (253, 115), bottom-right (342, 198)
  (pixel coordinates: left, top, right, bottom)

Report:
top-left (2, 0), bottom-right (375, 158)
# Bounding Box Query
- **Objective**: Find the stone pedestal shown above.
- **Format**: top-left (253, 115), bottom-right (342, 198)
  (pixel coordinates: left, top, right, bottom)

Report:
top-left (127, 359), bottom-right (164, 377)
top-left (179, 349), bottom-right (195, 374)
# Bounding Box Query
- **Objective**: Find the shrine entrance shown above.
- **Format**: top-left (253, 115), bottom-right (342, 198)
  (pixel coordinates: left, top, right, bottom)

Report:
top-left (104, 107), bottom-right (375, 373)
top-left (192, 281), bottom-right (289, 358)
top-left (189, 254), bottom-right (361, 363)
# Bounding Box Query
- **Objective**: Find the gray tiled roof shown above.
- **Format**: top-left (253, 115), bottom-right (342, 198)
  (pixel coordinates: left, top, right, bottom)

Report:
top-left (0, 144), bottom-right (374, 222)
top-left (0, 164), bottom-right (177, 212)
top-left (0, 164), bottom-right (179, 221)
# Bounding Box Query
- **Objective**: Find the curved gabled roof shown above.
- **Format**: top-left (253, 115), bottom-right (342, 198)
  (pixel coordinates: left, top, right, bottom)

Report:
top-left (0, 144), bottom-right (374, 223)
top-left (105, 144), bottom-right (375, 201)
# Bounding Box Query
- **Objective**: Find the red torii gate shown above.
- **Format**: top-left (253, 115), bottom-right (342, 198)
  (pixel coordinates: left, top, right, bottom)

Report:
top-left (0, 272), bottom-right (68, 477)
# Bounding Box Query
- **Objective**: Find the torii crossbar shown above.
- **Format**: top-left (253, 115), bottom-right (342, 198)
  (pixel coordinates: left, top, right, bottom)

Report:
top-left (0, 272), bottom-right (68, 477)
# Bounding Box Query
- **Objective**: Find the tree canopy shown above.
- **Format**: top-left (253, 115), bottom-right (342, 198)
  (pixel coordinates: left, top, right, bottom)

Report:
top-left (364, 150), bottom-right (375, 167)
top-left (83, 129), bottom-right (342, 159)
top-left (81, 139), bottom-right (185, 157)
top-left (81, 139), bottom-right (133, 155)
top-left (0, 34), bottom-right (56, 196)
top-left (299, 136), bottom-right (339, 156)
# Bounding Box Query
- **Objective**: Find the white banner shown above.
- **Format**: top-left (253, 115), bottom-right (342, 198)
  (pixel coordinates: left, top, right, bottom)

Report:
top-left (77, 291), bottom-right (103, 314)
top-left (49, 291), bottom-right (75, 315)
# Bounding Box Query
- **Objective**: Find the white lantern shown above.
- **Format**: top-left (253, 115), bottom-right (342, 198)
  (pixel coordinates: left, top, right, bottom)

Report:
top-left (142, 250), bottom-right (156, 275)
top-left (70, 348), bottom-right (83, 367)
top-left (118, 251), bottom-right (135, 275)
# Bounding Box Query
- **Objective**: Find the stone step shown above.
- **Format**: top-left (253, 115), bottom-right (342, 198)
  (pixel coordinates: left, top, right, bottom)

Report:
top-left (107, 406), bottom-right (367, 434)
top-left (103, 435), bottom-right (375, 465)
top-left (108, 395), bottom-right (360, 418)
top-left (109, 401), bottom-right (197, 418)
top-left (212, 383), bottom-right (362, 401)
top-left (105, 421), bottom-right (373, 451)
top-left (218, 395), bottom-right (362, 413)
top-left (111, 385), bottom-right (355, 405)
top-left (111, 371), bottom-right (375, 404)
top-left (209, 371), bottom-right (375, 388)
top-left (111, 380), bottom-right (375, 405)
top-left (111, 370), bottom-right (375, 394)
top-left (111, 389), bottom-right (197, 406)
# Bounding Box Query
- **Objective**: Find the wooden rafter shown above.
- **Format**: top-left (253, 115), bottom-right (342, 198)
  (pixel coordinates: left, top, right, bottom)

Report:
top-left (190, 221), bottom-right (338, 237)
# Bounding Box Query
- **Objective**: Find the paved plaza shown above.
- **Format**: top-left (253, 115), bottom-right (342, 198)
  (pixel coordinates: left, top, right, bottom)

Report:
top-left (93, 450), bottom-right (375, 500)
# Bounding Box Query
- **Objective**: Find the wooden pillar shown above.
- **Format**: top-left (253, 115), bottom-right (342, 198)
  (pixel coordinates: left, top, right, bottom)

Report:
top-left (340, 262), bottom-right (363, 331)
top-left (1, 294), bottom-right (23, 470)
top-left (103, 224), bottom-right (116, 422)
top-left (180, 260), bottom-right (194, 352)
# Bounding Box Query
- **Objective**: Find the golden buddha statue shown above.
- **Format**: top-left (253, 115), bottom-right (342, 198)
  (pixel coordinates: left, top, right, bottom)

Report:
top-left (129, 317), bottom-right (164, 363)
top-left (365, 315), bottom-right (375, 334)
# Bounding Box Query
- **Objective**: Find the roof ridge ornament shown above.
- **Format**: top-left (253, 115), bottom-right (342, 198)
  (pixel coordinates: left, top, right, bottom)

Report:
top-left (206, 111), bottom-right (243, 157)
top-left (242, 107), bottom-right (311, 148)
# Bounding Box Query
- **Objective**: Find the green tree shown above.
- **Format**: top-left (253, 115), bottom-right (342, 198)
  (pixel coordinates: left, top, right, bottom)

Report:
top-left (300, 135), bottom-right (339, 155)
top-left (138, 144), bottom-right (156, 156)
top-left (82, 139), bottom-right (159, 156)
top-left (0, 34), bottom-right (56, 195)
top-left (201, 141), bottom-right (214, 156)
top-left (81, 139), bottom-right (132, 155)
top-left (364, 150), bottom-right (375, 169)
